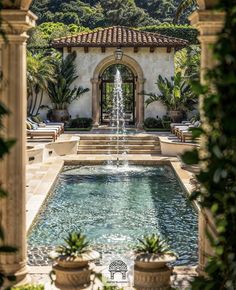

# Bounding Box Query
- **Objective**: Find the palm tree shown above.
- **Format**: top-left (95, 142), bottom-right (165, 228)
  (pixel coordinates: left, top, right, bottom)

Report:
top-left (46, 51), bottom-right (89, 120)
top-left (27, 52), bottom-right (55, 116)
top-left (173, 0), bottom-right (197, 24)
top-left (145, 72), bottom-right (197, 121)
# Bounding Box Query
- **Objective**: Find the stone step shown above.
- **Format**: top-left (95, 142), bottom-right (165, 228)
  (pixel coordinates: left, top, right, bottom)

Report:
top-left (79, 135), bottom-right (159, 141)
top-left (77, 149), bottom-right (161, 155)
top-left (78, 144), bottom-right (161, 150)
top-left (80, 140), bottom-right (158, 145)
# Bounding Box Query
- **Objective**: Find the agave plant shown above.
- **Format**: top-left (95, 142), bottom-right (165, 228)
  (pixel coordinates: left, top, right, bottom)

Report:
top-left (135, 234), bottom-right (175, 256)
top-left (47, 51), bottom-right (89, 110)
top-left (56, 232), bottom-right (90, 257)
top-left (145, 72), bottom-right (197, 111)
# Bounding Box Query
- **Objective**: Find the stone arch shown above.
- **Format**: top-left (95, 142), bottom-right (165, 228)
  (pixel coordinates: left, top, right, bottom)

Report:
top-left (91, 54), bottom-right (145, 128)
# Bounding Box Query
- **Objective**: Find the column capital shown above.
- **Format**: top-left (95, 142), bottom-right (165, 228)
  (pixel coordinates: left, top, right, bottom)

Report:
top-left (0, 10), bottom-right (37, 40)
top-left (189, 10), bottom-right (225, 37)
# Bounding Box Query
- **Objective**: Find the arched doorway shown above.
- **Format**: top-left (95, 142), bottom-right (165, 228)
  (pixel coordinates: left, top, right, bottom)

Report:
top-left (92, 54), bottom-right (145, 128)
top-left (100, 64), bottom-right (135, 125)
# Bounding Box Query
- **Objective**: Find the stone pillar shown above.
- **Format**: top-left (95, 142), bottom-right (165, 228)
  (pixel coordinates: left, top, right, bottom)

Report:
top-left (189, 9), bottom-right (224, 273)
top-left (189, 10), bottom-right (225, 83)
top-left (0, 9), bottom-right (36, 286)
top-left (136, 78), bottom-right (145, 129)
top-left (91, 78), bottom-right (100, 127)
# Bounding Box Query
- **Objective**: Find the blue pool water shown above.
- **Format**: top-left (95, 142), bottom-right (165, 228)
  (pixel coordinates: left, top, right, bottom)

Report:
top-left (28, 165), bottom-right (198, 265)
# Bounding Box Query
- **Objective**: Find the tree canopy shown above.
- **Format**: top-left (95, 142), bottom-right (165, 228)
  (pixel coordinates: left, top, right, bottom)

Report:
top-left (30, 0), bottom-right (192, 27)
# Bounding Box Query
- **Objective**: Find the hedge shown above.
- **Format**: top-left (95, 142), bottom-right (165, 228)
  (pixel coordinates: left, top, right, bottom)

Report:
top-left (138, 24), bottom-right (199, 45)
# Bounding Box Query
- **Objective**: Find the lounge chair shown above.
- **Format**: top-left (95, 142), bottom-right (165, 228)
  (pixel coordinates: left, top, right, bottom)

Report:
top-left (31, 115), bottom-right (64, 133)
top-left (27, 129), bottom-right (58, 141)
top-left (27, 118), bottom-right (62, 135)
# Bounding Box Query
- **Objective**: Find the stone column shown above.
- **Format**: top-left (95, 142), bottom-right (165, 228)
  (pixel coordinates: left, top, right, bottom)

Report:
top-left (0, 10), bottom-right (36, 286)
top-left (91, 78), bottom-right (100, 127)
top-left (136, 78), bottom-right (145, 129)
top-left (189, 9), bottom-right (224, 273)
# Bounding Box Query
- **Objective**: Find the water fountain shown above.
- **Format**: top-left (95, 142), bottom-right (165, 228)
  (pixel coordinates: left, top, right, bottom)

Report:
top-left (110, 69), bottom-right (128, 166)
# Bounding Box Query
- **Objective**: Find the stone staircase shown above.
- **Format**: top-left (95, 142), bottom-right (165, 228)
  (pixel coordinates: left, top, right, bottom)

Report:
top-left (77, 134), bottom-right (161, 154)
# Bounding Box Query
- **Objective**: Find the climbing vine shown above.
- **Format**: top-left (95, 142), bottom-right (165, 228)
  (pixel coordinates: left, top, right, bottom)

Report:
top-left (182, 1), bottom-right (236, 289)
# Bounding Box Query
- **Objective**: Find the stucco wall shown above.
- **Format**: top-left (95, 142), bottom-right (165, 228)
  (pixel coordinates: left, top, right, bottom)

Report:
top-left (40, 47), bottom-right (175, 122)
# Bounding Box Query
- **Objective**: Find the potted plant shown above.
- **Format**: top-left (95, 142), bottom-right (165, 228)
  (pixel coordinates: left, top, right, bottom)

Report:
top-left (145, 72), bottom-right (197, 122)
top-left (133, 234), bottom-right (176, 290)
top-left (51, 231), bottom-right (99, 290)
top-left (47, 51), bottom-right (89, 122)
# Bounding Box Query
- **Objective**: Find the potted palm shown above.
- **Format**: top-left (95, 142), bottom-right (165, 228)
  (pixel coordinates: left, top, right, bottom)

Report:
top-left (47, 51), bottom-right (89, 122)
top-left (145, 72), bottom-right (197, 122)
top-left (133, 234), bottom-right (176, 290)
top-left (51, 232), bottom-right (99, 290)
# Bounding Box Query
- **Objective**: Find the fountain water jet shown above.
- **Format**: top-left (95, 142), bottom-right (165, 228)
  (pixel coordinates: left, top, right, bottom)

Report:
top-left (109, 69), bottom-right (128, 166)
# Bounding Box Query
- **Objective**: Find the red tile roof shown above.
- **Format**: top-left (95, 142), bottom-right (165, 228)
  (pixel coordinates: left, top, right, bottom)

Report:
top-left (52, 26), bottom-right (188, 48)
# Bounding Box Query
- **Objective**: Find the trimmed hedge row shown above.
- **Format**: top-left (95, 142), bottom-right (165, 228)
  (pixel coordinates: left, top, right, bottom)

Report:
top-left (138, 24), bottom-right (199, 45)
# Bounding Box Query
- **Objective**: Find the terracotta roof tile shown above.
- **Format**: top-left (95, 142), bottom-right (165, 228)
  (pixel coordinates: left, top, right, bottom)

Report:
top-left (52, 26), bottom-right (188, 48)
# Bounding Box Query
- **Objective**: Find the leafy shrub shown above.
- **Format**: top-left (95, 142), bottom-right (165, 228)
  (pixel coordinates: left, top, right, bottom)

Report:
top-left (162, 115), bottom-right (171, 129)
top-left (144, 117), bottom-right (163, 129)
top-left (69, 118), bottom-right (93, 128)
top-left (56, 232), bottom-right (89, 257)
top-left (12, 285), bottom-right (44, 290)
top-left (135, 234), bottom-right (175, 255)
top-left (138, 24), bottom-right (199, 45)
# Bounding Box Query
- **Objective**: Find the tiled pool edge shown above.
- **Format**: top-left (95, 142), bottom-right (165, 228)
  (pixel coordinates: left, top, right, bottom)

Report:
top-left (26, 159), bottom-right (64, 232)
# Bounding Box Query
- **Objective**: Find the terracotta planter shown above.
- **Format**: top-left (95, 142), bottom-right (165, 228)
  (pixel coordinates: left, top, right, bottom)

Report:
top-left (134, 253), bottom-right (176, 290)
top-left (52, 109), bottom-right (70, 122)
top-left (52, 250), bottom-right (99, 290)
top-left (168, 110), bottom-right (183, 123)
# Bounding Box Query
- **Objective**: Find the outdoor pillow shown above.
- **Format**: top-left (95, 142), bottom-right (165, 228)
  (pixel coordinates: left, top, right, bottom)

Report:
top-left (193, 121), bottom-right (200, 127)
top-left (31, 123), bottom-right (38, 130)
top-left (32, 116), bottom-right (40, 123)
top-left (26, 121), bottom-right (32, 130)
top-left (37, 115), bottom-right (43, 122)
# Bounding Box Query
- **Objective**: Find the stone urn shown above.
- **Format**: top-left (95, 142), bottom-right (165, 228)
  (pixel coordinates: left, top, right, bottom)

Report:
top-left (168, 110), bottom-right (183, 123)
top-left (134, 253), bottom-right (176, 290)
top-left (52, 109), bottom-right (70, 122)
top-left (52, 250), bottom-right (100, 290)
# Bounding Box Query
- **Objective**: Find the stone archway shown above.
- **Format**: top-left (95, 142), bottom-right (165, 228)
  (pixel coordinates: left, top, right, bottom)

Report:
top-left (0, 0), bottom-right (225, 285)
top-left (91, 54), bottom-right (145, 128)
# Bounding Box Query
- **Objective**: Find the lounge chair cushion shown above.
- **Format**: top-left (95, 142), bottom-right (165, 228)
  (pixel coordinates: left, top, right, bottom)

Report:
top-left (26, 121), bottom-right (32, 130)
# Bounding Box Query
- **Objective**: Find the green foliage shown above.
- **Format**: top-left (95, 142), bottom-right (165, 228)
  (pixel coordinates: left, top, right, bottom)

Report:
top-left (181, 2), bottom-right (236, 289)
top-left (0, 104), bottom-right (17, 289)
top-left (138, 24), bottom-right (199, 44)
top-left (47, 51), bottom-right (89, 109)
top-left (28, 22), bottom-right (91, 49)
top-left (56, 232), bottom-right (90, 257)
top-left (30, 0), bottom-right (194, 28)
top-left (12, 285), bottom-right (44, 290)
top-left (145, 72), bottom-right (197, 111)
top-left (100, 0), bottom-right (157, 27)
top-left (174, 0), bottom-right (197, 24)
top-left (175, 45), bottom-right (200, 82)
top-left (144, 117), bottom-right (163, 129)
top-left (27, 51), bottom-right (56, 116)
top-left (135, 234), bottom-right (174, 255)
top-left (69, 117), bottom-right (93, 129)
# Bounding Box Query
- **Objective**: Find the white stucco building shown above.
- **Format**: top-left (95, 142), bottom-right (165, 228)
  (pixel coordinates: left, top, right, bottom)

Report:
top-left (51, 26), bottom-right (187, 127)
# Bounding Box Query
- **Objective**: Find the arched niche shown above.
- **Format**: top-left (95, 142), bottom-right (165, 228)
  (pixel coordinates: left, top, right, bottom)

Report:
top-left (91, 54), bottom-right (145, 128)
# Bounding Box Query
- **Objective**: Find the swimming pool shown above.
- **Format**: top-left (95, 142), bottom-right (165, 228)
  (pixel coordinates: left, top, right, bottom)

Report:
top-left (28, 165), bottom-right (198, 266)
